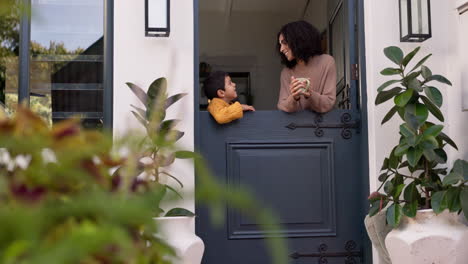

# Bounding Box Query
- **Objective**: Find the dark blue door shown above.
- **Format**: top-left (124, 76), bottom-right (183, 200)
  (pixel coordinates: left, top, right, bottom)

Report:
top-left (196, 1), bottom-right (366, 263)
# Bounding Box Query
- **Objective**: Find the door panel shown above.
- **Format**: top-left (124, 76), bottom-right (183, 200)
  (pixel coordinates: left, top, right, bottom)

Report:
top-left (196, 1), bottom-right (364, 263)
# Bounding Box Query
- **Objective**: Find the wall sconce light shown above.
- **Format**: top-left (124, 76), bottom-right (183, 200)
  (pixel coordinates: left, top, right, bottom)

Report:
top-left (145, 0), bottom-right (170, 37)
top-left (399, 0), bottom-right (432, 42)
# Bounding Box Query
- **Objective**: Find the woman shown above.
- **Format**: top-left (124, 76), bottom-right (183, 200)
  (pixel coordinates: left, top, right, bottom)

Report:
top-left (277, 21), bottom-right (336, 113)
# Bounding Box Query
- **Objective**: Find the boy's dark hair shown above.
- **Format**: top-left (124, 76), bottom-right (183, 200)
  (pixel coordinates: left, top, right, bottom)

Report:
top-left (202, 71), bottom-right (228, 100)
top-left (277, 20), bottom-right (323, 69)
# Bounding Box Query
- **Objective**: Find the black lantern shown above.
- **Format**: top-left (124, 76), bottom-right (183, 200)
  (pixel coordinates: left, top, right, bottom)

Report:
top-left (145, 0), bottom-right (170, 37)
top-left (399, 0), bottom-right (432, 42)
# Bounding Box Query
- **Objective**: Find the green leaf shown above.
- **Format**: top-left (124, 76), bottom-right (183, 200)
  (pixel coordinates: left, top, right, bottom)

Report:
top-left (423, 125), bottom-right (443, 138)
top-left (421, 65), bottom-right (432, 79)
top-left (407, 78), bottom-right (422, 91)
top-left (460, 188), bottom-right (468, 221)
top-left (165, 207), bottom-right (195, 217)
top-left (446, 187), bottom-right (461, 212)
top-left (148, 77), bottom-right (168, 100)
top-left (369, 199), bottom-right (387, 217)
top-left (438, 132), bottom-right (458, 150)
top-left (403, 200), bottom-right (418, 217)
top-left (384, 46), bottom-right (404, 65)
top-left (159, 119), bottom-right (180, 134)
top-left (425, 75), bottom-right (452, 86)
top-left (165, 93), bottom-right (187, 110)
top-left (421, 136), bottom-right (439, 149)
top-left (404, 181), bottom-right (419, 201)
top-left (131, 111), bottom-right (148, 128)
top-left (131, 104), bottom-right (147, 119)
top-left (377, 80), bottom-right (401, 92)
top-left (381, 158), bottom-right (389, 171)
top-left (439, 168), bottom-right (464, 192)
top-left (434, 148), bottom-right (448, 164)
top-left (175, 151), bottom-right (197, 159)
top-left (381, 68), bottom-right (403, 76)
top-left (393, 184), bottom-right (405, 200)
top-left (424, 86), bottom-right (443, 107)
top-left (423, 148), bottom-right (439, 162)
top-left (394, 89), bottom-right (414, 107)
top-left (386, 203), bottom-right (403, 227)
top-left (405, 103), bottom-right (429, 129)
top-left (382, 105), bottom-right (400, 125)
top-left (375, 87), bottom-right (403, 105)
top-left (399, 124), bottom-right (415, 138)
top-left (431, 190), bottom-right (448, 214)
top-left (402, 46), bottom-right (420, 67)
top-left (407, 147), bottom-right (423, 167)
top-left (384, 181), bottom-right (394, 195)
top-left (406, 134), bottom-right (423, 147)
top-left (395, 143), bottom-right (410, 156)
top-left (389, 148), bottom-right (400, 169)
top-left (420, 96), bottom-right (444, 122)
top-left (378, 173), bottom-right (389, 182)
top-left (409, 53), bottom-right (432, 73)
top-left (453, 159), bottom-right (468, 181)
top-left (126, 82), bottom-right (149, 106)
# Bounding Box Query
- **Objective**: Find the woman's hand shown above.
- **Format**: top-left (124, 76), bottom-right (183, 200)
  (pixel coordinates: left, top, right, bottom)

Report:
top-left (289, 76), bottom-right (306, 101)
top-left (241, 104), bottom-right (255, 111)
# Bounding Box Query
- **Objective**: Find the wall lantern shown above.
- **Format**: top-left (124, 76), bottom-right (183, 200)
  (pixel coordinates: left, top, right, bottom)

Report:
top-left (145, 0), bottom-right (170, 37)
top-left (399, 0), bottom-right (432, 42)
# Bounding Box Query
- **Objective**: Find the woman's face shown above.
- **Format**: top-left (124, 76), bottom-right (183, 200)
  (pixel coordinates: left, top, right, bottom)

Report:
top-left (279, 34), bottom-right (294, 61)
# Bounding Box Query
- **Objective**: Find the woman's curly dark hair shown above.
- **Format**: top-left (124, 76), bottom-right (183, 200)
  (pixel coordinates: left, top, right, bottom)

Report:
top-left (277, 21), bottom-right (323, 69)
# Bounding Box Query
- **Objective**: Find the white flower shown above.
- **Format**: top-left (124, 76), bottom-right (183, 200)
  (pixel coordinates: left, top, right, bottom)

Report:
top-left (15, 155), bottom-right (32, 170)
top-left (0, 148), bottom-right (11, 166)
top-left (41, 148), bottom-right (57, 164)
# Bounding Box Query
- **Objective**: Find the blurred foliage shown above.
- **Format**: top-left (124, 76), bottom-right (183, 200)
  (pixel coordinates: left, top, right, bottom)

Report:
top-left (0, 103), bottom-right (287, 263)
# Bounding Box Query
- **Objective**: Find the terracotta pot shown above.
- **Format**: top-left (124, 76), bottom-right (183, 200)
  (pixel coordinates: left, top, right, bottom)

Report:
top-left (385, 209), bottom-right (468, 264)
top-left (154, 216), bottom-right (205, 264)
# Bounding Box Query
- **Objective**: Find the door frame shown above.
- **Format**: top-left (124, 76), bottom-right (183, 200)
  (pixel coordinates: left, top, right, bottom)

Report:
top-left (193, 0), bottom-right (371, 262)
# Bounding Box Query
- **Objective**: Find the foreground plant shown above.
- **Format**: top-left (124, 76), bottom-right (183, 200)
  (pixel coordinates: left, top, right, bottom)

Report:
top-left (0, 93), bottom-right (288, 264)
top-left (368, 46), bottom-right (468, 227)
top-left (0, 105), bottom-right (173, 263)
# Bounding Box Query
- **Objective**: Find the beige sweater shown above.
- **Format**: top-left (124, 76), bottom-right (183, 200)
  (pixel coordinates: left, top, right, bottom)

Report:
top-left (277, 54), bottom-right (337, 113)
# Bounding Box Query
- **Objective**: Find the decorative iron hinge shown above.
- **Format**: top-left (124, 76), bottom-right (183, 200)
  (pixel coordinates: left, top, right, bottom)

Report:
top-left (290, 240), bottom-right (362, 264)
top-left (351, 63), bottom-right (359, 80)
top-left (285, 113), bottom-right (360, 139)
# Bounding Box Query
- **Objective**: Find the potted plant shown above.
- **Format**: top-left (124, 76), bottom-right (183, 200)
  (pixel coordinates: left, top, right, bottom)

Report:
top-left (367, 46), bottom-right (468, 263)
top-left (123, 77), bottom-right (203, 264)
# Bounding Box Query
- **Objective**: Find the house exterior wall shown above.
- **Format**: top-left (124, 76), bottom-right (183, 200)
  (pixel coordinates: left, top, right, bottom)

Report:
top-left (113, 0), bottom-right (195, 218)
top-left (111, 0), bottom-right (467, 259)
top-left (364, 0), bottom-right (468, 263)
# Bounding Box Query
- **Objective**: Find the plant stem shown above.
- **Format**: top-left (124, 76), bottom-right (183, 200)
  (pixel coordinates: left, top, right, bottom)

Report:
top-left (424, 159), bottom-right (430, 209)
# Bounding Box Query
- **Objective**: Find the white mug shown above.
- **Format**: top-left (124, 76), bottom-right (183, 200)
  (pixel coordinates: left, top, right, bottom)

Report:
top-left (296, 77), bottom-right (311, 93)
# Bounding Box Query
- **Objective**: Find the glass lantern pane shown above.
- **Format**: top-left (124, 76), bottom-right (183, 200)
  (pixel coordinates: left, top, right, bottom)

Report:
top-left (411, 0), bottom-right (429, 35)
top-left (148, 0), bottom-right (167, 28)
top-left (400, 0), bottom-right (408, 37)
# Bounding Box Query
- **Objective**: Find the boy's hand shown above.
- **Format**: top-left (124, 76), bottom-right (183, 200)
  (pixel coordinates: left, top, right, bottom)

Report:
top-left (241, 104), bottom-right (255, 111)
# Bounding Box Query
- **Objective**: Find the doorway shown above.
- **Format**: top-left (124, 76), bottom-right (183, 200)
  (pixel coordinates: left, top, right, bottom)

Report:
top-left (195, 0), bottom-right (370, 263)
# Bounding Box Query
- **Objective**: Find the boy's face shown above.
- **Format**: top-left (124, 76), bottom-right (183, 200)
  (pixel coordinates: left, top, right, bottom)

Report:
top-left (222, 76), bottom-right (237, 101)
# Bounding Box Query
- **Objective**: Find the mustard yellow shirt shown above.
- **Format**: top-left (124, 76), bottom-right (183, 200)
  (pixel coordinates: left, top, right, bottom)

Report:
top-left (207, 98), bottom-right (243, 124)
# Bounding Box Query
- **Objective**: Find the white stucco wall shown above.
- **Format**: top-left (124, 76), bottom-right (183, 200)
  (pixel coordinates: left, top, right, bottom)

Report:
top-left (113, 0), bottom-right (195, 214)
top-left (364, 0), bottom-right (468, 263)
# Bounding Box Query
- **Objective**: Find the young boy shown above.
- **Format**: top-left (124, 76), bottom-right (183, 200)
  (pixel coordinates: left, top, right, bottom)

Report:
top-left (202, 71), bottom-right (255, 124)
